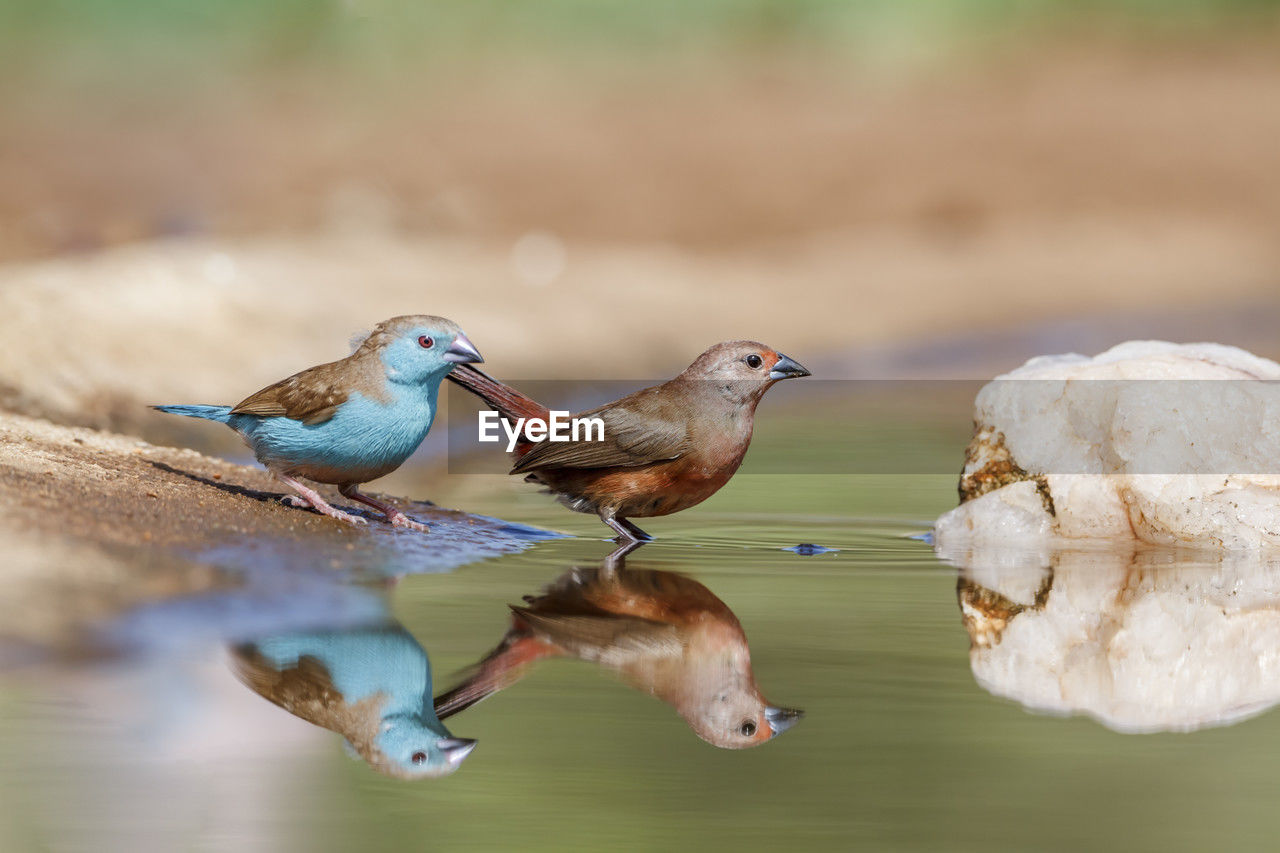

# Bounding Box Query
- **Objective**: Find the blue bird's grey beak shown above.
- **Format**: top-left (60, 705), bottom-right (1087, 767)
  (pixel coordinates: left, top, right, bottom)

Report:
top-left (768, 353), bottom-right (810, 380)
top-left (765, 705), bottom-right (804, 736)
top-left (437, 737), bottom-right (478, 768)
top-left (444, 332), bottom-right (484, 364)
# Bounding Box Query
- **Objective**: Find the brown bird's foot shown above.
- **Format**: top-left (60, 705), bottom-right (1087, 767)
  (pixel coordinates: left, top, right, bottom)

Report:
top-left (339, 484), bottom-right (429, 533)
top-left (618, 518), bottom-right (654, 541)
top-left (276, 475), bottom-right (368, 526)
top-left (603, 539), bottom-right (644, 571)
top-left (602, 514), bottom-right (654, 542)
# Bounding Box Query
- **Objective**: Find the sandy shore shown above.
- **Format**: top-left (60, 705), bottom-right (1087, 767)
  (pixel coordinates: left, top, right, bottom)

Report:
top-left (0, 411), bottom-right (546, 656)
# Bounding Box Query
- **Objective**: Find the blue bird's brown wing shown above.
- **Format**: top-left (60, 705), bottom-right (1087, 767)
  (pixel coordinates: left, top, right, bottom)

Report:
top-left (230, 360), bottom-right (354, 426)
top-left (230, 646), bottom-right (349, 729)
top-left (510, 402), bottom-right (688, 473)
top-left (229, 646), bottom-right (385, 752)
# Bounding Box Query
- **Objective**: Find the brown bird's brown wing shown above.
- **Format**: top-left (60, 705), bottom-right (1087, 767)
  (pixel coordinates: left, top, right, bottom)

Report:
top-left (511, 606), bottom-right (683, 662)
top-left (510, 402), bottom-right (688, 473)
top-left (230, 358), bottom-right (372, 426)
top-left (594, 568), bottom-right (741, 627)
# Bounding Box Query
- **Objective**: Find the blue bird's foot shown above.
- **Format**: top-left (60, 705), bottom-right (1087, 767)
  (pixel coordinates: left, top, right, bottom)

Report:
top-left (277, 475), bottom-right (368, 527)
top-left (387, 513), bottom-right (429, 533)
top-left (339, 484), bottom-right (429, 533)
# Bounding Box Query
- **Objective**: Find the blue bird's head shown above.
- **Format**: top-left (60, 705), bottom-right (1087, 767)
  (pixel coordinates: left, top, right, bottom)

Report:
top-left (374, 715), bottom-right (478, 779)
top-left (358, 315), bottom-right (483, 386)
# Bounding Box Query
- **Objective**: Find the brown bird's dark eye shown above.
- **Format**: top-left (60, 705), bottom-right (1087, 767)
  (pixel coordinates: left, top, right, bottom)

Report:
top-left (418, 336), bottom-right (434, 349)
top-left (411, 751), bottom-right (428, 765)
top-left (740, 721), bottom-right (757, 737)
top-left (745, 354), bottom-right (763, 369)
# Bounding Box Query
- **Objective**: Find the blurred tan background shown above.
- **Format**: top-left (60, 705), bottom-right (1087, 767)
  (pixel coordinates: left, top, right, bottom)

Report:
top-left (2, 0), bottom-right (1279, 436)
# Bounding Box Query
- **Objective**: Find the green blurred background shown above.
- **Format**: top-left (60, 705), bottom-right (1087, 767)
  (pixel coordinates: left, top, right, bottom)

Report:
top-left (5, 0), bottom-right (1280, 423)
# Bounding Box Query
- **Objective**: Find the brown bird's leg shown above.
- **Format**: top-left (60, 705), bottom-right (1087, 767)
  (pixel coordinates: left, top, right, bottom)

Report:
top-left (339, 484), bottom-right (429, 532)
top-left (600, 510), bottom-right (653, 543)
top-left (603, 539), bottom-right (644, 573)
top-left (618, 518), bottom-right (654, 542)
top-left (275, 474), bottom-right (368, 526)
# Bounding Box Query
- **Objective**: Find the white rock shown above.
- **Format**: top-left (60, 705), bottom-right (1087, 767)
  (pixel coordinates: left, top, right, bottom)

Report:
top-left (935, 341), bottom-right (1280, 550)
top-left (944, 544), bottom-right (1280, 732)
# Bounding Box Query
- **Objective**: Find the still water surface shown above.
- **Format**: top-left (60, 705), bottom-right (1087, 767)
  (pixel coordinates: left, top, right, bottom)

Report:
top-left (4, 473), bottom-right (1280, 851)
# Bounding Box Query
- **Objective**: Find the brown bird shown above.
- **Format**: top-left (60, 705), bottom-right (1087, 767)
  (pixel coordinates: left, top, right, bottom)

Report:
top-left (448, 341), bottom-right (810, 540)
top-left (433, 552), bottom-right (803, 749)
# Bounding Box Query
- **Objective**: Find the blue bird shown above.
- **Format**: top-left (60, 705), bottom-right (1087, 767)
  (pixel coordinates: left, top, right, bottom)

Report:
top-left (231, 622), bottom-right (478, 779)
top-left (154, 315), bottom-right (482, 530)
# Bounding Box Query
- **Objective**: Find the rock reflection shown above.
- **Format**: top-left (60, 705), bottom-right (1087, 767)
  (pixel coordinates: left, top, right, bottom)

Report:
top-left (231, 620), bottom-right (476, 778)
top-left (434, 547), bottom-right (802, 749)
top-left (940, 541), bottom-right (1280, 733)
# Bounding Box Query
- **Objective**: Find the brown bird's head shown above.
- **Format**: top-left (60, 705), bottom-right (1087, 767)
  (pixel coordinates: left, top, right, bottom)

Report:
top-left (683, 695), bottom-right (805, 750)
top-left (670, 643), bottom-right (805, 749)
top-left (679, 341), bottom-right (810, 405)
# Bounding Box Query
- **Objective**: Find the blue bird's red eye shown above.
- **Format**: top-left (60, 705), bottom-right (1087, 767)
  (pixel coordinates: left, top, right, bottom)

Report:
top-left (411, 751), bottom-right (428, 765)
top-left (418, 336), bottom-right (434, 349)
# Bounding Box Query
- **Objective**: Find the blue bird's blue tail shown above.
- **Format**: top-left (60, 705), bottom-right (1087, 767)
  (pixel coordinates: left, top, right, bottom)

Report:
top-left (152, 404), bottom-right (234, 424)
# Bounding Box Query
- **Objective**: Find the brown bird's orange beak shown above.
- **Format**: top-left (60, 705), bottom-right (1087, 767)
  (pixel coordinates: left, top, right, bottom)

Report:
top-left (768, 353), bottom-right (810, 380)
top-left (765, 705), bottom-right (804, 736)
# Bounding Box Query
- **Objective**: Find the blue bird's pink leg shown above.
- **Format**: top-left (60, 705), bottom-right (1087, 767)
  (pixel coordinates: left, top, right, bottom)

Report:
top-left (275, 474), bottom-right (368, 526)
top-left (338, 484), bottom-right (429, 532)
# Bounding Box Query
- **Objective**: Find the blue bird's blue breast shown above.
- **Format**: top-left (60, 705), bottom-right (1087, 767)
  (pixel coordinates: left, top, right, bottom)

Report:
top-left (252, 627), bottom-right (433, 719)
top-left (233, 385), bottom-right (437, 484)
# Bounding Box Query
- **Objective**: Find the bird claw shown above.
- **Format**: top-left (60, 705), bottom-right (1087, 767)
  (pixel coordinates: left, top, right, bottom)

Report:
top-left (388, 512), bottom-right (429, 533)
top-left (313, 505), bottom-right (368, 526)
top-left (281, 493), bottom-right (367, 526)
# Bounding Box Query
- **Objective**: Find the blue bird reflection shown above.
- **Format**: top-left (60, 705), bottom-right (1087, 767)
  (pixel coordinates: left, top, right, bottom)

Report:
top-left (231, 621), bottom-right (476, 779)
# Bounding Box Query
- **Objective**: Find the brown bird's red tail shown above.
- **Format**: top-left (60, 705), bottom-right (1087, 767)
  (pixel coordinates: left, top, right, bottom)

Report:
top-left (447, 364), bottom-right (549, 423)
top-left (433, 630), bottom-right (559, 720)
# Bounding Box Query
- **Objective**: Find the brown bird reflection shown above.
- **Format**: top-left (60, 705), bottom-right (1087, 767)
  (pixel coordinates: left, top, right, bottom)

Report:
top-left (434, 550), bottom-right (802, 749)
